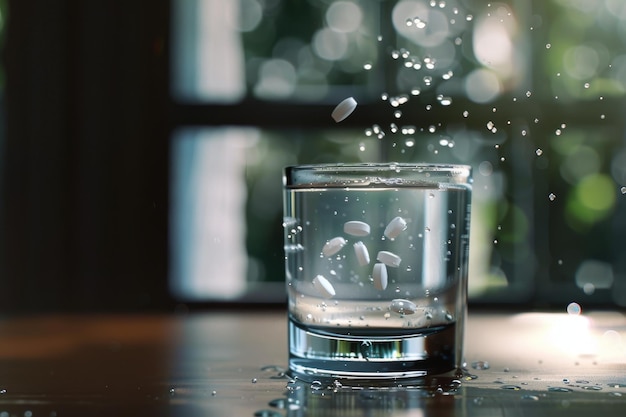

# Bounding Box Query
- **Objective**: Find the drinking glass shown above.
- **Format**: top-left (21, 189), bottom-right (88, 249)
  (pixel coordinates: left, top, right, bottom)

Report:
top-left (283, 163), bottom-right (472, 382)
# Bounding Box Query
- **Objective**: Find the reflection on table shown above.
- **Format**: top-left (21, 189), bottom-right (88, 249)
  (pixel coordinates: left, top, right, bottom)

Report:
top-left (0, 311), bottom-right (624, 416)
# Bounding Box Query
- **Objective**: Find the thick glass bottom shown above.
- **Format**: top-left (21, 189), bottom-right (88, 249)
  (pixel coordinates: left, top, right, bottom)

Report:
top-left (288, 320), bottom-right (459, 384)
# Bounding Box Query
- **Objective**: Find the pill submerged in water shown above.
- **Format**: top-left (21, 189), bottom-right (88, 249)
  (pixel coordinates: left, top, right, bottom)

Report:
top-left (384, 216), bottom-right (407, 239)
top-left (312, 275), bottom-right (336, 298)
top-left (377, 250), bottom-right (402, 267)
top-left (373, 263), bottom-right (388, 290)
top-left (322, 237), bottom-right (347, 257)
top-left (344, 221), bottom-right (371, 236)
top-left (353, 241), bottom-right (370, 266)
top-left (389, 298), bottom-right (417, 315)
top-left (331, 97), bottom-right (358, 122)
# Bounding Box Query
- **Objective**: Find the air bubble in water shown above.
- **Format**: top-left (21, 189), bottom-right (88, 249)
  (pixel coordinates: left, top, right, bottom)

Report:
top-left (363, 62), bottom-right (373, 70)
top-left (394, 110), bottom-right (402, 119)
top-left (548, 193), bottom-right (556, 201)
top-left (536, 148), bottom-right (543, 156)
top-left (413, 17), bottom-right (427, 29)
top-left (621, 186), bottom-right (626, 194)
top-left (584, 82), bottom-right (590, 89)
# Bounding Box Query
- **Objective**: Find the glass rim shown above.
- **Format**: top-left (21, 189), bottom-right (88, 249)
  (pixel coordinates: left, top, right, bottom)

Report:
top-left (284, 162), bottom-right (472, 188)
top-left (284, 162), bottom-right (471, 172)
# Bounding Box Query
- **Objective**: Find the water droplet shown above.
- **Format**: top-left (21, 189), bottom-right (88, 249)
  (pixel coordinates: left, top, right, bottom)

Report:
top-left (462, 110), bottom-right (469, 118)
top-left (310, 380), bottom-right (323, 391)
top-left (466, 14), bottom-right (473, 21)
top-left (471, 361), bottom-right (490, 370)
top-left (211, 390), bottom-right (217, 396)
top-left (584, 82), bottom-right (590, 89)
top-left (522, 394), bottom-right (540, 401)
top-left (546, 43), bottom-right (552, 49)
top-left (535, 148), bottom-right (543, 156)
top-left (251, 378), bottom-right (258, 383)
top-left (621, 186), bottom-right (626, 194)
top-left (548, 193), bottom-right (556, 201)
top-left (526, 90), bottom-right (532, 98)
top-left (566, 302), bottom-right (581, 315)
top-left (548, 387), bottom-right (573, 393)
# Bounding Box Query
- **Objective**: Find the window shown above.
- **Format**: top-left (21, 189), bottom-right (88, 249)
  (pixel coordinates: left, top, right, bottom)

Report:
top-left (168, 0), bottom-right (626, 308)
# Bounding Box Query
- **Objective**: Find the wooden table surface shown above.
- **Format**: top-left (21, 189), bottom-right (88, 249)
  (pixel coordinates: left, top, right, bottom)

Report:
top-left (0, 310), bottom-right (624, 416)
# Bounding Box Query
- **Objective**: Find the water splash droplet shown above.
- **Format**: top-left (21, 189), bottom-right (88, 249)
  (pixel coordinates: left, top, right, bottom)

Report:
top-left (567, 302), bottom-right (581, 315)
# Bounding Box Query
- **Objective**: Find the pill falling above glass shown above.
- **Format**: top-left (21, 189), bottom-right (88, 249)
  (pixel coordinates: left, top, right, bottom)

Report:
top-left (331, 97), bottom-right (358, 122)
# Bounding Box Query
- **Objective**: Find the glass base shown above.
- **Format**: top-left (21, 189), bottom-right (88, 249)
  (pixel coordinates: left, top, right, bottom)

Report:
top-left (288, 320), bottom-right (459, 384)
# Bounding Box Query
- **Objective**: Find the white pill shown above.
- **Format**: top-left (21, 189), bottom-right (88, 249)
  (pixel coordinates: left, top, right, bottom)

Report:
top-left (322, 237), bottom-right (346, 257)
top-left (331, 97), bottom-right (358, 122)
top-left (384, 216), bottom-right (407, 239)
top-left (312, 275), bottom-right (336, 298)
top-left (372, 263), bottom-right (388, 290)
top-left (353, 241), bottom-right (370, 266)
top-left (344, 221), bottom-right (371, 236)
top-left (377, 250), bottom-right (402, 267)
top-left (389, 299), bottom-right (417, 315)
